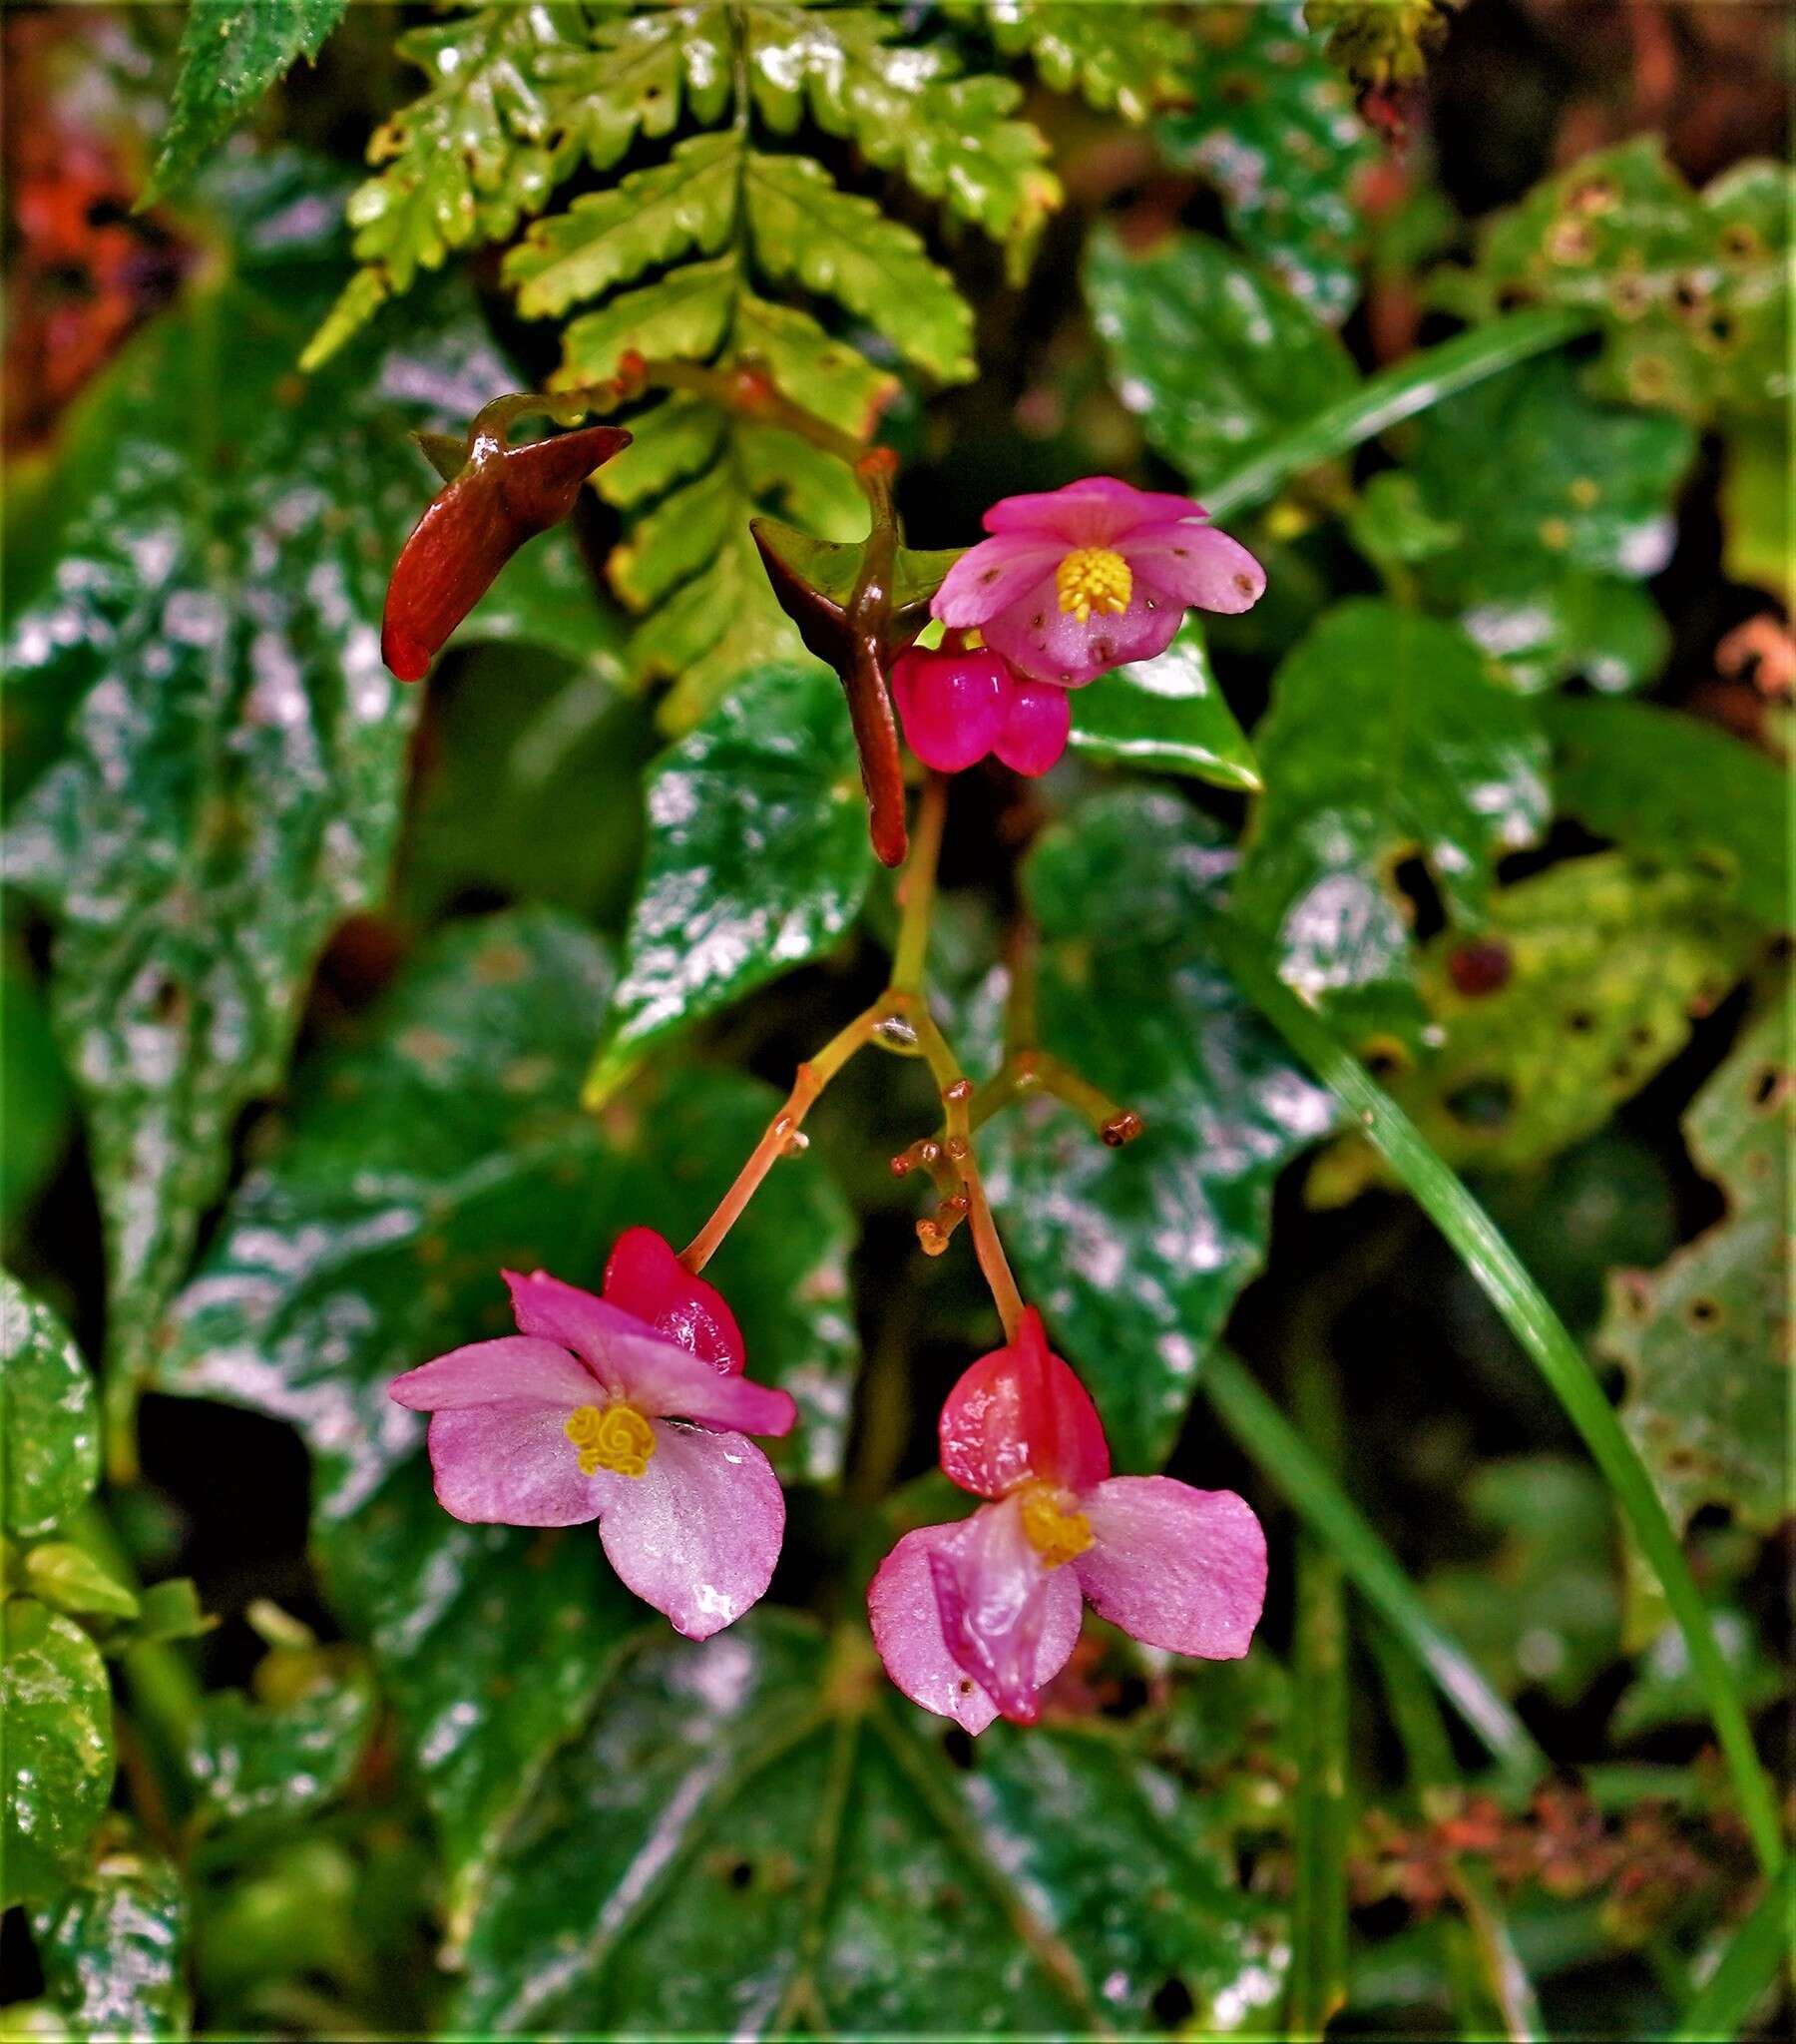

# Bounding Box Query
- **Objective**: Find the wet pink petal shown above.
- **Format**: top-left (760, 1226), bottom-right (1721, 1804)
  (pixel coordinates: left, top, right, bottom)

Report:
top-left (1075, 1476), bottom-right (1267, 1660)
top-left (982, 569), bottom-right (1181, 687)
top-left (892, 643), bottom-right (1008, 771)
top-left (939, 1308), bottom-right (1111, 1499)
top-left (932, 536), bottom-right (1064, 630)
top-left (598, 1423), bottom-right (784, 1639)
top-left (992, 673), bottom-right (1071, 775)
top-left (502, 1270), bottom-right (632, 1394)
top-left (927, 1494), bottom-right (1085, 1723)
top-left (1125, 522), bottom-right (1267, 615)
top-left (425, 1405), bottom-right (603, 1527)
top-left (982, 477), bottom-right (1205, 544)
top-left (868, 1523), bottom-right (1004, 1734)
top-left (602, 1226), bottom-right (744, 1374)
top-left (389, 1335), bottom-right (598, 1411)
top-left (622, 1338), bottom-right (796, 1436)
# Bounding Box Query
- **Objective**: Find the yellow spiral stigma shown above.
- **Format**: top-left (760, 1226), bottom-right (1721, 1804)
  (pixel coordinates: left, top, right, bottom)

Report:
top-left (1018, 1483), bottom-right (1094, 1569)
top-left (1055, 546), bottom-right (1132, 623)
top-left (565, 1402), bottom-right (657, 1478)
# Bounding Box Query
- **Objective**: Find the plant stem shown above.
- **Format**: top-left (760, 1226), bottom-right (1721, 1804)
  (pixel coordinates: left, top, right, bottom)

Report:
top-left (1201, 306), bottom-right (1592, 521)
top-left (1668, 1862), bottom-right (1794, 2043)
top-left (890, 772), bottom-right (947, 995)
top-left (1214, 927), bottom-right (1785, 1876)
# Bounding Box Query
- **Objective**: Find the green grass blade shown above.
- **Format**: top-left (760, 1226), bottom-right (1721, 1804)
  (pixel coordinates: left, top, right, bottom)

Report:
top-left (1206, 1348), bottom-right (1544, 1788)
top-left (1669, 1863), bottom-right (1793, 2041)
top-left (1202, 306), bottom-right (1591, 520)
top-left (1214, 928), bottom-right (1785, 1876)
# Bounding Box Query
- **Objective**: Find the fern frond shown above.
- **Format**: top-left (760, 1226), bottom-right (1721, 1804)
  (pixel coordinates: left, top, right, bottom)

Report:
top-left (966, 1), bottom-right (1188, 123)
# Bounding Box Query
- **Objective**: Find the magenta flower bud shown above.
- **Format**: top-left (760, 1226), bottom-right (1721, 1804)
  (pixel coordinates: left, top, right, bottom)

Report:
top-left (891, 640), bottom-right (1008, 772)
top-left (991, 674), bottom-right (1071, 776)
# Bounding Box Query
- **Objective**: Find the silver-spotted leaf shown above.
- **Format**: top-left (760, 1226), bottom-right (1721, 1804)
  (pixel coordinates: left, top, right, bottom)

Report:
top-left (28, 1827), bottom-right (191, 2041)
top-left (2, 1278), bottom-right (98, 1541)
top-left (3, 1601), bottom-right (115, 1910)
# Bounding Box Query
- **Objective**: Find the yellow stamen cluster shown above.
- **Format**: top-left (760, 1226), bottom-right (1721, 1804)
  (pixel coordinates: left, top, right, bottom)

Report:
top-left (1018, 1483), bottom-right (1094, 1570)
top-left (565, 1402), bottom-right (657, 1478)
top-left (1055, 546), bottom-right (1132, 624)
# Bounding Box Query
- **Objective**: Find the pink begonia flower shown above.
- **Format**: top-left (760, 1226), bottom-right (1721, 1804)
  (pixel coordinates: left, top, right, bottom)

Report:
top-left (389, 1228), bottom-right (795, 1640)
top-left (891, 635), bottom-right (1072, 776)
top-left (931, 476), bottom-right (1266, 689)
top-left (868, 1309), bottom-right (1266, 1733)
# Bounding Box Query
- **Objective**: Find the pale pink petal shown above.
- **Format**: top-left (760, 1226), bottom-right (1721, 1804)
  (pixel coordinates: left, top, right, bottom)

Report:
top-left (868, 1524), bottom-right (1002, 1734)
top-left (893, 645), bottom-right (1007, 772)
top-left (927, 1495), bottom-right (1085, 1723)
top-left (622, 1338), bottom-right (796, 1437)
top-left (598, 1423), bottom-right (784, 1639)
top-left (425, 1405), bottom-right (604, 1527)
top-left (389, 1335), bottom-right (598, 1412)
top-left (939, 1308), bottom-right (1110, 1499)
top-left (981, 569), bottom-right (1182, 687)
top-left (1075, 1476), bottom-right (1267, 1660)
top-left (502, 1270), bottom-right (630, 1394)
top-left (602, 1226), bottom-right (744, 1374)
top-left (983, 477), bottom-right (1205, 545)
top-left (1124, 522), bottom-right (1266, 615)
top-left (931, 534), bottom-right (1064, 629)
top-left (992, 674), bottom-right (1071, 775)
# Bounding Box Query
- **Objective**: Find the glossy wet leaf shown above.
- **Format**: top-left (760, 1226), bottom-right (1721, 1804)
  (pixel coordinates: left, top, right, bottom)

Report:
top-left (588, 664), bottom-right (877, 1103)
top-left (1234, 600), bottom-right (1551, 1043)
top-left (0, 159), bottom-right (511, 1397)
top-left (967, 1), bottom-right (1188, 123)
top-left (146, 0), bottom-right (346, 202)
top-left (2, 1277), bottom-right (98, 1542)
top-left (1600, 992), bottom-right (1791, 1539)
top-left (1159, 2), bottom-right (1375, 326)
top-left (2, 1600), bottom-right (115, 1909)
top-left (455, 1614), bottom-right (1287, 2036)
top-left (1067, 620), bottom-right (1262, 788)
top-left (28, 1827), bottom-right (191, 2040)
top-left (1425, 1458), bottom-right (1621, 1707)
top-left (1086, 226), bottom-right (1356, 484)
top-left (979, 791), bottom-right (1335, 1471)
top-left (185, 1673), bottom-right (375, 1839)
top-left (1307, 854), bottom-right (1755, 1201)
top-left (1544, 696), bottom-right (1789, 933)
top-left (1387, 356), bottom-right (1696, 693)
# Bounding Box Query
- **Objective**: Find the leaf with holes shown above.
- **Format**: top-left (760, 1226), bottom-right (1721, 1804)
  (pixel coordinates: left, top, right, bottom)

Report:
top-left (453, 1613), bottom-right (1288, 2036)
top-left (2, 1277), bottom-right (98, 1541)
top-left (971, 792), bottom-right (1335, 1472)
top-left (28, 1826), bottom-right (191, 2040)
top-left (1233, 600), bottom-right (1551, 1044)
top-left (1600, 992), bottom-right (1791, 1538)
top-left (588, 665), bottom-right (877, 1102)
top-left (1159, 2), bottom-right (1375, 326)
top-left (3, 1600), bottom-right (115, 1909)
top-left (1086, 227), bottom-right (1357, 484)
top-left (0, 158), bottom-right (516, 1406)
top-left (1068, 620), bottom-right (1261, 789)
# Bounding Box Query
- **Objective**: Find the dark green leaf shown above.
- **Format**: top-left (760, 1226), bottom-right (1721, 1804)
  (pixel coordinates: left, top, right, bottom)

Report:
top-left (979, 791), bottom-right (1335, 1470)
top-left (1160, 2), bottom-right (1375, 326)
top-left (1234, 600), bottom-right (1551, 1042)
top-left (2, 1600), bottom-right (115, 1909)
top-left (29, 1826), bottom-right (191, 2040)
top-left (1601, 992), bottom-right (1790, 1539)
top-left (1067, 620), bottom-right (1262, 788)
top-left (455, 1614), bottom-right (1288, 2035)
top-left (1, 953), bottom-right (72, 1236)
top-left (588, 664), bottom-right (877, 1103)
top-left (1086, 226), bottom-right (1356, 484)
top-left (145, 0), bottom-right (348, 202)
top-left (1, 160), bottom-right (513, 1402)
top-left (185, 1674), bottom-right (375, 1839)
top-left (2, 1278), bottom-right (98, 1542)
top-left (1544, 696), bottom-right (1789, 932)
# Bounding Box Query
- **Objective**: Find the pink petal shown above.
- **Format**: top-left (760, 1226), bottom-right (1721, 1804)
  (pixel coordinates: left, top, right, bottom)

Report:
top-left (597, 1423), bottom-right (784, 1639)
top-left (1124, 522), bottom-right (1266, 615)
top-left (927, 1495), bottom-right (1085, 1724)
top-left (981, 568), bottom-right (1182, 687)
top-left (983, 477), bottom-right (1205, 545)
top-left (602, 1226), bottom-right (744, 1374)
top-left (931, 534), bottom-right (1064, 629)
top-left (868, 1523), bottom-right (1003, 1735)
top-left (425, 1405), bottom-right (604, 1527)
top-left (622, 1337), bottom-right (796, 1437)
top-left (502, 1270), bottom-right (630, 1395)
top-left (939, 1307), bottom-right (1110, 1499)
top-left (1075, 1476), bottom-right (1267, 1660)
top-left (992, 673), bottom-right (1071, 776)
top-left (892, 645), bottom-right (1008, 772)
top-left (389, 1335), bottom-right (599, 1411)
